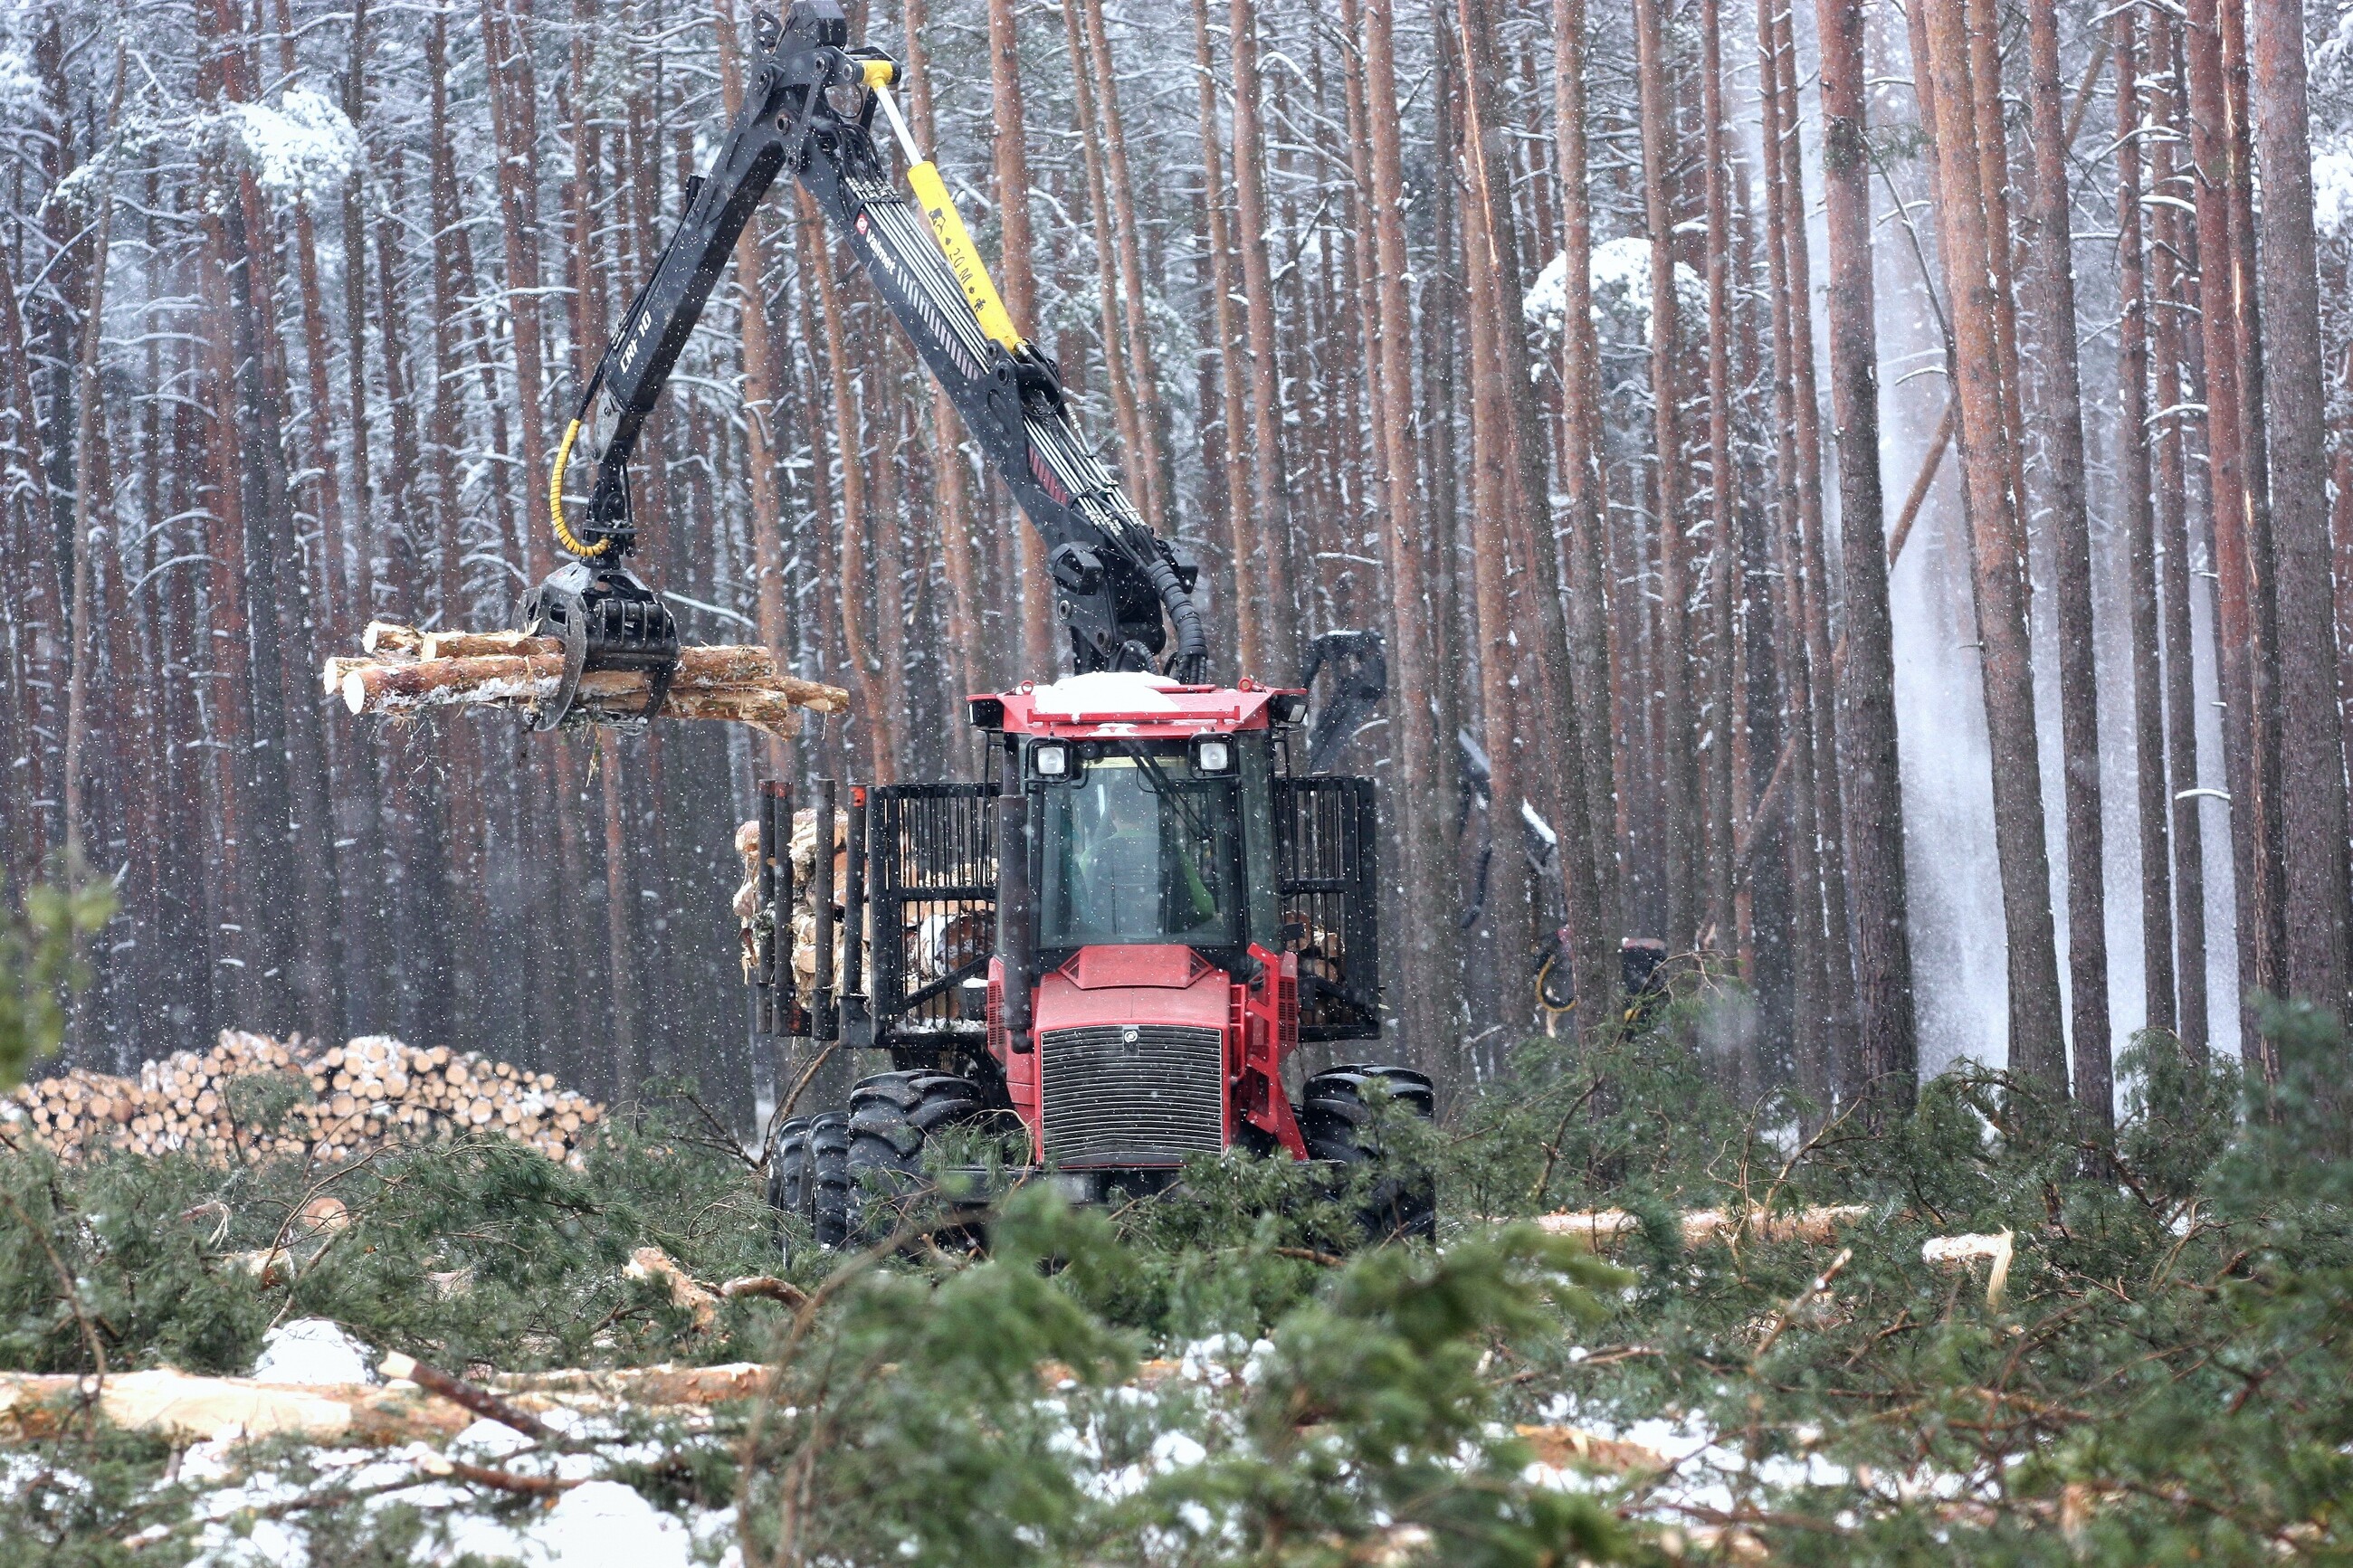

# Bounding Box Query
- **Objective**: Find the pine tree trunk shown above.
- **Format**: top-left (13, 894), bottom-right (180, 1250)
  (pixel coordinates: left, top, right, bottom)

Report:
top-left (1632, 0), bottom-right (1698, 951)
top-left (2148, 31), bottom-right (2211, 1059)
top-left (1074, 0), bottom-right (1169, 537)
top-left (984, 0), bottom-right (1054, 678)
top-left (2185, 0), bottom-right (2282, 1063)
top-left (719, 0), bottom-right (798, 778)
top-left (1057, 0), bottom-right (1146, 513)
top-left (1225, 0), bottom-right (1298, 672)
top-left (1758, 1), bottom-right (1826, 1117)
top-left (2245, 0), bottom-right (2352, 1029)
top-left (901, 0), bottom-right (982, 699)
top-left (803, 199), bottom-right (895, 782)
top-left (1815, 0), bottom-right (1919, 1113)
top-left (2114, 6), bottom-right (2178, 1041)
top-left (1362, 0), bottom-right (1462, 1062)
top-left (1551, 0), bottom-right (1622, 987)
top-left (1769, 0), bottom-right (1860, 1098)
top-left (1919, 0), bottom-right (2069, 1091)
top-left (1700, 0), bottom-right (1739, 963)
top-left (2024, 0), bottom-right (2110, 1125)
top-left (1193, 0), bottom-right (1262, 682)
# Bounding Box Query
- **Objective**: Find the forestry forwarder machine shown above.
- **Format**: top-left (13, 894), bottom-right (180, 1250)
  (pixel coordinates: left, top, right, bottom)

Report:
top-left (527, 1), bottom-right (1432, 1247)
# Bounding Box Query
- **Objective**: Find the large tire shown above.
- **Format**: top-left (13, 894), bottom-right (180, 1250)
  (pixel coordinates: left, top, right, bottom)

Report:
top-left (845, 1072), bottom-right (986, 1242)
top-left (1300, 1065), bottom-right (1437, 1243)
top-left (809, 1111), bottom-right (852, 1249)
top-left (765, 1116), bottom-right (814, 1242)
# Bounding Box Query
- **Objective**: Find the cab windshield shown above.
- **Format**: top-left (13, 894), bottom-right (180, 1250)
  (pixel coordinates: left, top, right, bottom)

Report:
top-left (1037, 743), bottom-right (1241, 947)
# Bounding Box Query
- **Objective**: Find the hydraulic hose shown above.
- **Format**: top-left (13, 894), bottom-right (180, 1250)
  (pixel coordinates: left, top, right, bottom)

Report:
top-left (1143, 549), bottom-right (1210, 684)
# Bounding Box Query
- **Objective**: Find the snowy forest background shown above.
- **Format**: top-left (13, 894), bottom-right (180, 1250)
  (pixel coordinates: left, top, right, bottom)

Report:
top-left (5, 0), bottom-right (2352, 1136)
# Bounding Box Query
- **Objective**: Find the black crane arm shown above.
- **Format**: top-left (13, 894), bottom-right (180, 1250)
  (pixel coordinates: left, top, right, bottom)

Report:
top-left (525, 0), bottom-right (1208, 727)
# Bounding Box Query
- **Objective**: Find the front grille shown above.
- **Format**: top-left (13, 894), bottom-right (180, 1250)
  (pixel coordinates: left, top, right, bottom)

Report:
top-left (1041, 1024), bottom-right (1224, 1166)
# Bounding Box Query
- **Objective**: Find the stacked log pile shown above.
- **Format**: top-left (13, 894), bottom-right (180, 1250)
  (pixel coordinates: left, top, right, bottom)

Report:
top-left (327, 622), bottom-right (849, 735)
top-left (5, 1031), bottom-right (602, 1164)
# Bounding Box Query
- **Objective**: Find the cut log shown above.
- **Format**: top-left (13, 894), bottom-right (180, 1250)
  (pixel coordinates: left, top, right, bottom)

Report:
top-left (327, 631), bottom-right (849, 737)
top-left (361, 621), bottom-right (426, 654)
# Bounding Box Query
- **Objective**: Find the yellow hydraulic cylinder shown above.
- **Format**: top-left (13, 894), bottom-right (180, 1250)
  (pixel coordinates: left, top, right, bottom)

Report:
top-left (905, 161), bottom-right (1024, 353)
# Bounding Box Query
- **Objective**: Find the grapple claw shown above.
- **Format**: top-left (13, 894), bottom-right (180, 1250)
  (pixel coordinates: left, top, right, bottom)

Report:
top-left (517, 560), bottom-right (681, 729)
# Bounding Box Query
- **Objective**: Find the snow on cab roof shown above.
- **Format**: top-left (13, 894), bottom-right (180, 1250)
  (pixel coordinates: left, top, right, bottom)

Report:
top-left (1025, 670), bottom-right (1186, 717)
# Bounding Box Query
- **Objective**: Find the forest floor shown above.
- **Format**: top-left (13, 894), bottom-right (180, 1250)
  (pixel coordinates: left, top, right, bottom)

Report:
top-left (2, 996), bottom-right (2349, 1566)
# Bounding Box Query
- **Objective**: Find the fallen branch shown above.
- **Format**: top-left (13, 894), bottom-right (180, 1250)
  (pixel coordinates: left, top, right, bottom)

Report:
top-left (378, 1352), bottom-right (555, 1441)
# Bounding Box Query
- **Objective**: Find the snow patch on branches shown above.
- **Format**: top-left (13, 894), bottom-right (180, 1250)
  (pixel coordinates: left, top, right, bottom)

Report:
top-left (251, 1319), bottom-right (376, 1386)
top-left (1524, 238), bottom-right (1706, 349)
top-left (2315, 137), bottom-right (2353, 238)
top-left (216, 89), bottom-right (360, 205)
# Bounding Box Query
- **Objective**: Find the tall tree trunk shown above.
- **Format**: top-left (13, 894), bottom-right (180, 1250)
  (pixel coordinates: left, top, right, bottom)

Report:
top-left (1700, 0), bottom-right (1739, 962)
top-left (1193, 0), bottom-right (1262, 682)
top-left (1919, 0), bottom-right (2070, 1091)
top-left (1074, 0), bottom-right (1169, 537)
top-left (901, 0), bottom-right (981, 698)
top-left (1632, 0), bottom-right (1698, 952)
top-left (2114, 5), bottom-right (2177, 1041)
top-left (60, 74), bottom-right (119, 867)
top-left (1057, 0), bottom-right (1146, 508)
top-left (1551, 0), bottom-right (1622, 977)
top-left (2024, 0), bottom-right (2110, 1126)
top-left (2186, 0), bottom-right (2282, 1060)
top-left (1454, 0), bottom-right (1606, 1041)
top-left (1762, 0), bottom-right (1862, 1097)
top-left (1758, 0), bottom-right (1826, 1115)
top-left (2148, 33), bottom-right (2211, 1059)
top-left (2246, 0), bottom-right (2352, 1030)
top-left (1362, 0), bottom-right (1462, 1063)
top-left (1226, 0), bottom-right (1297, 670)
top-left (719, 0), bottom-right (800, 776)
top-left (1815, 0), bottom-right (1919, 1113)
top-left (803, 198), bottom-right (895, 783)
top-left (984, 0), bottom-right (1055, 679)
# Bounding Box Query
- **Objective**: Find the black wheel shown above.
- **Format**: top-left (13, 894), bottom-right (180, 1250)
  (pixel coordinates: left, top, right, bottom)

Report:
top-left (765, 1116), bottom-right (814, 1251)
top-left (1300, 1065), bottom-right (1437, 1243)
top-left (845, 1072), bottom-right (986, 1243)
top-left (810, 1110), bottom-right (852, 1249)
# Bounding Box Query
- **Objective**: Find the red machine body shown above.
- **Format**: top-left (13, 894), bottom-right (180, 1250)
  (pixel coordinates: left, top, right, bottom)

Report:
top-left (979, 674), bottom-right (1311, 1167)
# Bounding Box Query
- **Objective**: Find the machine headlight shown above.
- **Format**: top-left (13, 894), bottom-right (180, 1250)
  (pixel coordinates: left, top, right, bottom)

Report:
top-left (1194, 737), bottom-right (1233, 774)
top-left (1032, 741), bottom-right (1070, 778)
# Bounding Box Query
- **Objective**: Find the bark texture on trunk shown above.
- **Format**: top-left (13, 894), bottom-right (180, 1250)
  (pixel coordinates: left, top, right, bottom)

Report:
top-left (2024, 0), bottom-right (2110, 1125)
top-left (1919, 0), bottom-right (2069, 1091)
top-left (1815, 0), bottom-right (1918, 1113)
top-left (2114, 5), bottom-right (2177, 1042)
top-left (2246, 0), bottom-right (2352, 1029)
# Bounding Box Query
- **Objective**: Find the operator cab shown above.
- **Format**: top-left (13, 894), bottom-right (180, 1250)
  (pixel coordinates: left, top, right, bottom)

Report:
top-left (977, 672), bottom-right (1304, 975)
